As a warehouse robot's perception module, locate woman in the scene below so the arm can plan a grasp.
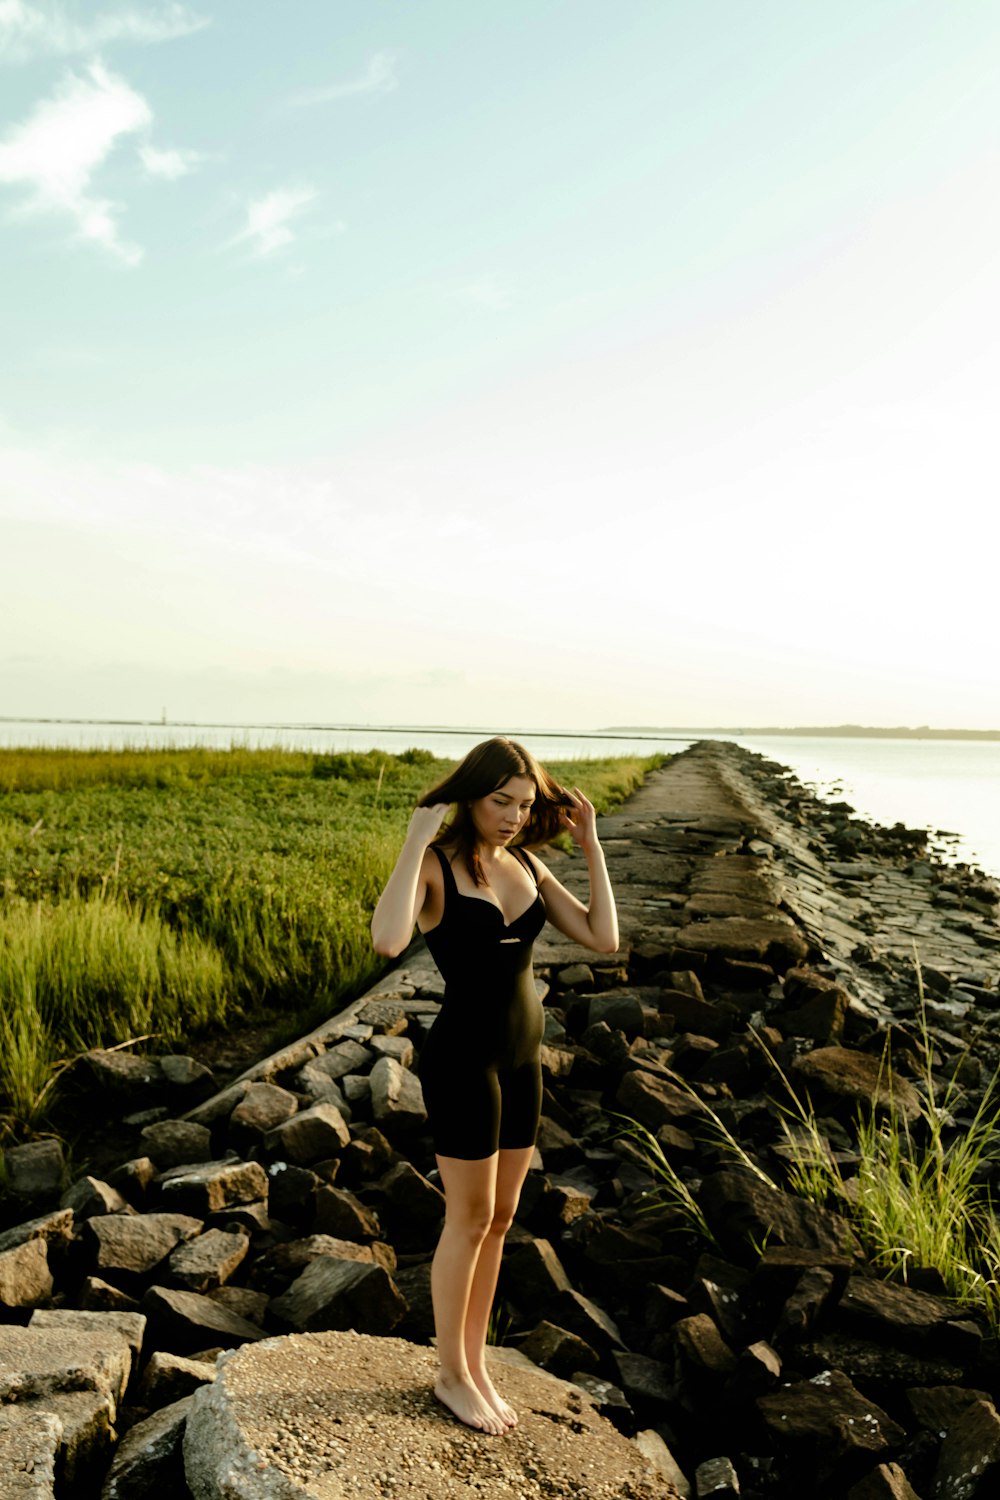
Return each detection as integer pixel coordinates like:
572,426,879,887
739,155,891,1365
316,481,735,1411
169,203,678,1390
371,737,618,1436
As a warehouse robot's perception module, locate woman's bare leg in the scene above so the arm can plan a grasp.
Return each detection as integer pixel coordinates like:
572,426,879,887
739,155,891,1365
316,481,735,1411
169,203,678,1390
431,1152,507,1435
463,1145,535,1428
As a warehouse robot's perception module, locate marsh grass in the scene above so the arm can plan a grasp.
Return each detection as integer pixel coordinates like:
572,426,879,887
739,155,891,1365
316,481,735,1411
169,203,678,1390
0,744,664,1137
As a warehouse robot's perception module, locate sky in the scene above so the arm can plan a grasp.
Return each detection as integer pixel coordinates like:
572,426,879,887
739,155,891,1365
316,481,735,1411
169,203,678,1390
1,0,998,731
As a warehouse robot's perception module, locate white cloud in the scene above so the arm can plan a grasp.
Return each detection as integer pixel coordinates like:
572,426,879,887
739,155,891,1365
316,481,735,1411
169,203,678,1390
289,51,397,107
0,60,150,262
137,141,202,179
0,1,207,64
227,185,320,258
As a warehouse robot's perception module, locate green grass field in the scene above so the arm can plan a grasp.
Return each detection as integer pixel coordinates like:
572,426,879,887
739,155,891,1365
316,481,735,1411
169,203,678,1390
0,744,665,1137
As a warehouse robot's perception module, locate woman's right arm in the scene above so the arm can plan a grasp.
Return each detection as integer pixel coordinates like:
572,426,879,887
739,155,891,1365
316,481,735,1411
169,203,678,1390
370,803,450,958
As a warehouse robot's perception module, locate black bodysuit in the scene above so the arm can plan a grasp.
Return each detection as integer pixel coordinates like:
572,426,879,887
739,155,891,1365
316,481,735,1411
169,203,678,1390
419,844,547,1160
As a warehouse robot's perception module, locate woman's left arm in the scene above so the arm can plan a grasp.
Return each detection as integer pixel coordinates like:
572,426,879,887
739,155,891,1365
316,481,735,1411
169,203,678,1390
529,787,619,954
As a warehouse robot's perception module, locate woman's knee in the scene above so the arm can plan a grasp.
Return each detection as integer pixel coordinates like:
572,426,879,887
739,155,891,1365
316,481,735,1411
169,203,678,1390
489,1199,517,1237
445,1200,494,1243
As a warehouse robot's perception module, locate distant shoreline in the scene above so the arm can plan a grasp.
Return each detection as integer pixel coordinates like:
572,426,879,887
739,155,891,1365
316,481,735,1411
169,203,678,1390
0,716,996,743
605,725,1000,742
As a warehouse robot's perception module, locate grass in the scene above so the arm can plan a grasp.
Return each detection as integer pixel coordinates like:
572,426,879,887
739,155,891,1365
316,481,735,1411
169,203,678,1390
0,743,666,1139
613,954,1000,1332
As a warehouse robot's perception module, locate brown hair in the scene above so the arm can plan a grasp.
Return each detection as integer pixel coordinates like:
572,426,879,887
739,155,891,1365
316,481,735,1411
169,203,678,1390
418,737,573,887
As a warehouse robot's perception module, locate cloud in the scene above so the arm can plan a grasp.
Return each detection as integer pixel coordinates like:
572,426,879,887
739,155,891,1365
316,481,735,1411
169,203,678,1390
227,185,320,258
0,0,207,64
289,50,397,107
137,141,203,179
0,60,150,262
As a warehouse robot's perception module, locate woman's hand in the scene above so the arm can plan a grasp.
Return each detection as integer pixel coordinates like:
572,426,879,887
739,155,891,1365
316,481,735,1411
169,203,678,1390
405,802,451,849
558,787,599,851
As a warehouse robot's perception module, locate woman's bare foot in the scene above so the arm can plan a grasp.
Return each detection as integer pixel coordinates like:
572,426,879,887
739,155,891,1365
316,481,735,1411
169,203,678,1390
469,1365,517,1428
434,1374,508,1435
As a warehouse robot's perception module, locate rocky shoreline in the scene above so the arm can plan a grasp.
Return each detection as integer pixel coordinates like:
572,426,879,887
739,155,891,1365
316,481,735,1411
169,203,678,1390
2,739,999,1499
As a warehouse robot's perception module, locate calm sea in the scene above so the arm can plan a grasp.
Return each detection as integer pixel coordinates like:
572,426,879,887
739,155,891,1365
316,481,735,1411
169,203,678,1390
1,720,997,881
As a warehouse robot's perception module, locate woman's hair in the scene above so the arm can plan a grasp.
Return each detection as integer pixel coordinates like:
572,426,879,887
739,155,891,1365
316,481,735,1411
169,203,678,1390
417,736,573,886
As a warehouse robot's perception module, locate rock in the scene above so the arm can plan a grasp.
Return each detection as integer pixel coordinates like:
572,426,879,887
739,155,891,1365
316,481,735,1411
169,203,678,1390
60,1175,133,1220
168,1229,250,1292
0,1408,62,1499
82,1212,203,1278
700,1169,863,1261
798,1333,965,1390
550,1288,625,1353
672,915,809,971
80,1277,142,1313
839,1274,977,1356
161,1054,216,1098
499,1231,573,1310
101,1395,192,1500
82,1049,167,1104
772,1267,837,1343
249,1235,392,1295
206,1286,271,1325
266,1162,320,1224
141,1286,266,1355
292,1063,351,1109
615,1068,706,1130
369,1056,427,1135
268,1257,407,1335
34,1388,115,1486
930,1397,1000,1499
183,1081,252,1128
158,1159,269,1217
138,1350,217,1407
757,1369,906,1482
634,1429,692,1498
106,1157,157,1208
535,1115,581,1169
182,1331,670,1500
372,1161,445,1249
793,1047,922,1124
695,1456,741,1497
28,1309,146,1365
368,1035,415,1068
611,1351,675,1416
229,1083,299,1139
907,1383,992,1434
0,1322,134,1407
3,1139,65,1197
587,990,646,1038
847,1462,924,1499
313,1186,381,1241
312,1040,375,1079
518,1321,600,1378
0,1208,74,1256
267,1102,351,1163
655,989,730,1040
139,1120,213,1169
0,1237,53,1309
673,1314,738,1381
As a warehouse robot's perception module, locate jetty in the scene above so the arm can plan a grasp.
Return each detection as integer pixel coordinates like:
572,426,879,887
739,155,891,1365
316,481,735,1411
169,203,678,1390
2,740,999,1498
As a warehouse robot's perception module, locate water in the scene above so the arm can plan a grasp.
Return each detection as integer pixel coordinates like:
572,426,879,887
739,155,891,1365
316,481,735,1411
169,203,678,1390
1,718,997,880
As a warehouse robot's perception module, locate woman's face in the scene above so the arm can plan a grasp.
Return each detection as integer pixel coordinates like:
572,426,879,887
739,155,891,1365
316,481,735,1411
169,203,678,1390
469,775,536,848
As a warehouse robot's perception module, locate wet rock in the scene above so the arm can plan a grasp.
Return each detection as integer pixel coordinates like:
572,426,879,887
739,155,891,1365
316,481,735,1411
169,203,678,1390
3,1139,65,1198
757,1369,905,1482
167,1228,249,1293
369,1056,427,1135
141,1286,266,1354
100,1395,191,1500
0,1237,53,1310
793,1047,922,1124
82,1212,203,1279
930,1397,1000,1499
268,1257,407,1335
158,1159,269,1217
139,1120,214,1170
267,1101,351,1163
